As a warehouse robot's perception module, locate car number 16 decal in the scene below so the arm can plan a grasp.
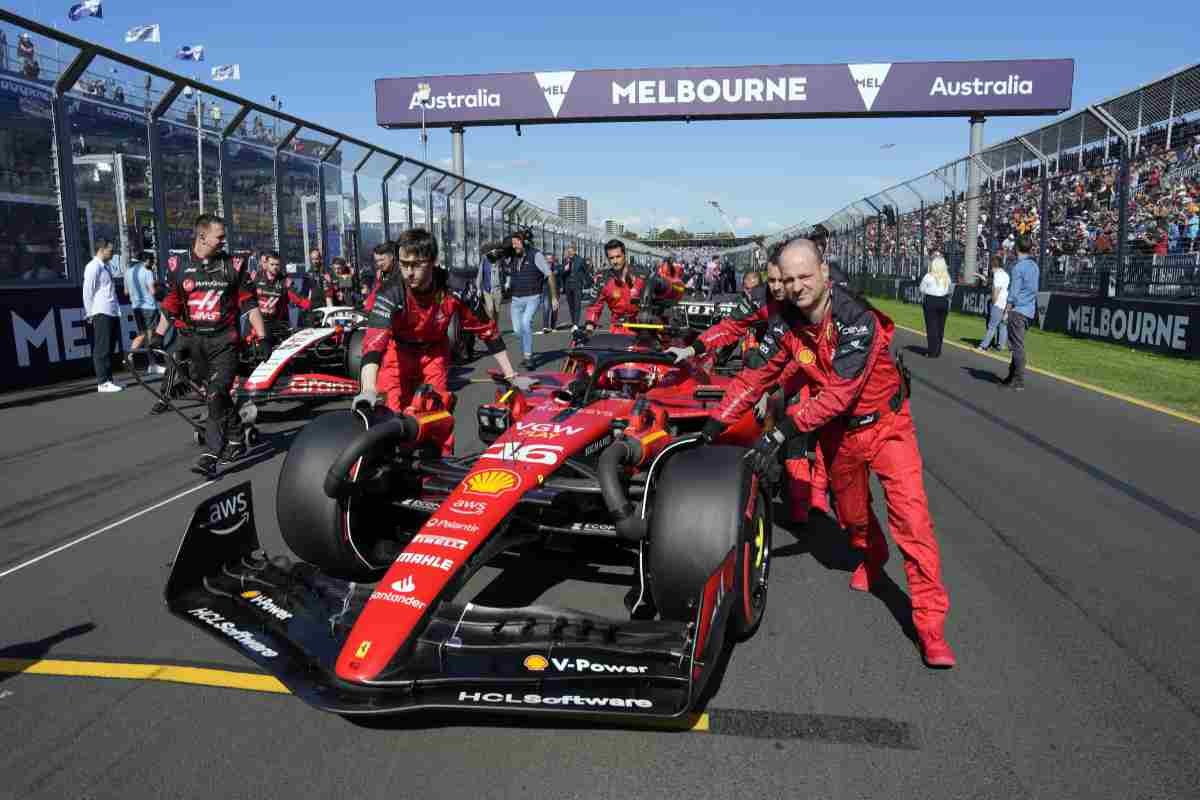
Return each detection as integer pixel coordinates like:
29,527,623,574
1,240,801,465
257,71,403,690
480,442,563,465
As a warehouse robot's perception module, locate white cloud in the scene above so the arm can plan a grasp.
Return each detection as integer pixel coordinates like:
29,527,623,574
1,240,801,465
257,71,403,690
767,221,784,230
734,216,754,229
664,216,688,229
620,216,642,227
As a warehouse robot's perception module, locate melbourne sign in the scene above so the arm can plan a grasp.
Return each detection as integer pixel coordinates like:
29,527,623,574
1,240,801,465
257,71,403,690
1041,295,1199,356
376,60,1074,129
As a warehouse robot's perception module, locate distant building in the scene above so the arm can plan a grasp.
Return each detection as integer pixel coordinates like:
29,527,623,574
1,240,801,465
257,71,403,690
604,220,625,236
557,196,588,227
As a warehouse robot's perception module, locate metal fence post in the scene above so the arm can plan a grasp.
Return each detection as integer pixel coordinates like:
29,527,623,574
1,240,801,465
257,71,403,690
920,201,926,270
988,185,998,260
380,180,390,239
147,104,170,269
1116,140,1131,292
317,163,329,262
50,48,97,280
352,172,362,276
219,138,236,246
407,184,414,228
1039,171,1049,286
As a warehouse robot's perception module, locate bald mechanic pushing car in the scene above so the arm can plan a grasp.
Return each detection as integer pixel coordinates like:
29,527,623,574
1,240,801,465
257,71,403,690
666,255,832,526
701,238,955,668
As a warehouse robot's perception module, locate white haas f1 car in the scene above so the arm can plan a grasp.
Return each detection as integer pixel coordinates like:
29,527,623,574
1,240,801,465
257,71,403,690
236,306,368,409
166,341,772,721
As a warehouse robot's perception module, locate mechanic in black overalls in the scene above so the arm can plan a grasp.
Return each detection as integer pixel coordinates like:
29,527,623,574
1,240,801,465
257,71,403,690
151,214,268,476
502,228,557,370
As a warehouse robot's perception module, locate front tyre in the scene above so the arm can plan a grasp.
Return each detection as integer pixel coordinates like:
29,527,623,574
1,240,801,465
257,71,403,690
647,445,769,641
276,410,392,582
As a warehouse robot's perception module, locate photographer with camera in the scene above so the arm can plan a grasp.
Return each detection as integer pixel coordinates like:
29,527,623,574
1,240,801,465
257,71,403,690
498,228,557,370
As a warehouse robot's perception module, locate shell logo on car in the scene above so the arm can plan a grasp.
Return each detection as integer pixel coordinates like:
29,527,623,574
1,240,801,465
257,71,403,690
465,469,521,497
523,655,549,671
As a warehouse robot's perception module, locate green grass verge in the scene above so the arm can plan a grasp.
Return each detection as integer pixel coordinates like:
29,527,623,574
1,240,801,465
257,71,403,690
868,296,1200,419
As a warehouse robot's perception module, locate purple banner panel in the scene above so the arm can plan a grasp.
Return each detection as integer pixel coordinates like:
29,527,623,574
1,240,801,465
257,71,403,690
376,60,1074,129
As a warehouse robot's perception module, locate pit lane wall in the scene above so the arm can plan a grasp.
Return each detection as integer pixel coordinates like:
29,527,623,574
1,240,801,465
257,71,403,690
861,278,1200,358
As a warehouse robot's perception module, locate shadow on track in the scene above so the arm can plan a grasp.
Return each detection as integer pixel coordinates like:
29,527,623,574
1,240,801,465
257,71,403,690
770,506,919,646
215,425,305,479
0,623,96,683
962,366,1004,384
770,507,858,572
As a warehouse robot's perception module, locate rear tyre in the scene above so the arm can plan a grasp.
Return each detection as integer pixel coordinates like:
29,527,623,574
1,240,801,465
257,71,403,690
276,410,395,582
447,313,464,363
344,328,366,381
648,445,768,640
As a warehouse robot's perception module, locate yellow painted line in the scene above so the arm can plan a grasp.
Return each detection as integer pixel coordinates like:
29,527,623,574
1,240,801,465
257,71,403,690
894,322,1200,427
0,658,290,694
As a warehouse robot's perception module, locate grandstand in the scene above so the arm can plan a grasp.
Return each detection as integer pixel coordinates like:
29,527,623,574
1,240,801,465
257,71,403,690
785,63,1200,301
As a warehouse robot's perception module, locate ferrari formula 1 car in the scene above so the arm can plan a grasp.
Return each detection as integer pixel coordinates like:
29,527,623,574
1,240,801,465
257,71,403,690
166,341,772,722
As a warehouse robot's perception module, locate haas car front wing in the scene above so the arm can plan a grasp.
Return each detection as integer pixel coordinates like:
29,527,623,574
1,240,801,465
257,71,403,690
166,483,730,719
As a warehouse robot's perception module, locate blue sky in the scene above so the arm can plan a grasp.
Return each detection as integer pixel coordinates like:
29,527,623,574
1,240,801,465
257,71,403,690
16,0,1198,235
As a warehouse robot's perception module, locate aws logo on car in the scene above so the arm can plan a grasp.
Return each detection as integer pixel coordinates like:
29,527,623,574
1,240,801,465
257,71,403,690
204,490,249,535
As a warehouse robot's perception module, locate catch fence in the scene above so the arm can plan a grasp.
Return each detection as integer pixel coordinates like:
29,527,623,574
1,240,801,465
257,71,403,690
735,61,1200,302
0,9,664,293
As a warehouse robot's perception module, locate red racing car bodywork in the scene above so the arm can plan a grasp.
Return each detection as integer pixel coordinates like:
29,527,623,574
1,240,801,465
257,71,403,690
165,340,770,721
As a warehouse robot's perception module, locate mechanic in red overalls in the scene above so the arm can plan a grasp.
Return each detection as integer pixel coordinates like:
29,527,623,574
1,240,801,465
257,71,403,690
667,257,832,525
356,228,517,455
582,239,685,334
151,213,268,476
247,250,311,343
702,238,955,668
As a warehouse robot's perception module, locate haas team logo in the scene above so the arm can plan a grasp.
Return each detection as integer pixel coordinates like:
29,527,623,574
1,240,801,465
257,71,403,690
183,278,196,292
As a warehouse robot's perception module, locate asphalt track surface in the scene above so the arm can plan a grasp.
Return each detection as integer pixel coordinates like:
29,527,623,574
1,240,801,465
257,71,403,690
2,320,1199,800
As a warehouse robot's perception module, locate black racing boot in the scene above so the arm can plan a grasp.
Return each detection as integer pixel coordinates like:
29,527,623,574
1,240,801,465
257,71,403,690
219,442,246,466
192,452,219,477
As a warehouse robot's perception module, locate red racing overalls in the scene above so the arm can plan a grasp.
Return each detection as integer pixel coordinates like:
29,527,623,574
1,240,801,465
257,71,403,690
694,291,830,523
584,267,685,333
712,286,951,654
361,274,504,455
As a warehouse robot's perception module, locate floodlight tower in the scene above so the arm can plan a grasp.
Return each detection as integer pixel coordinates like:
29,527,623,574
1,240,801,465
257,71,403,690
707,200,739,238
